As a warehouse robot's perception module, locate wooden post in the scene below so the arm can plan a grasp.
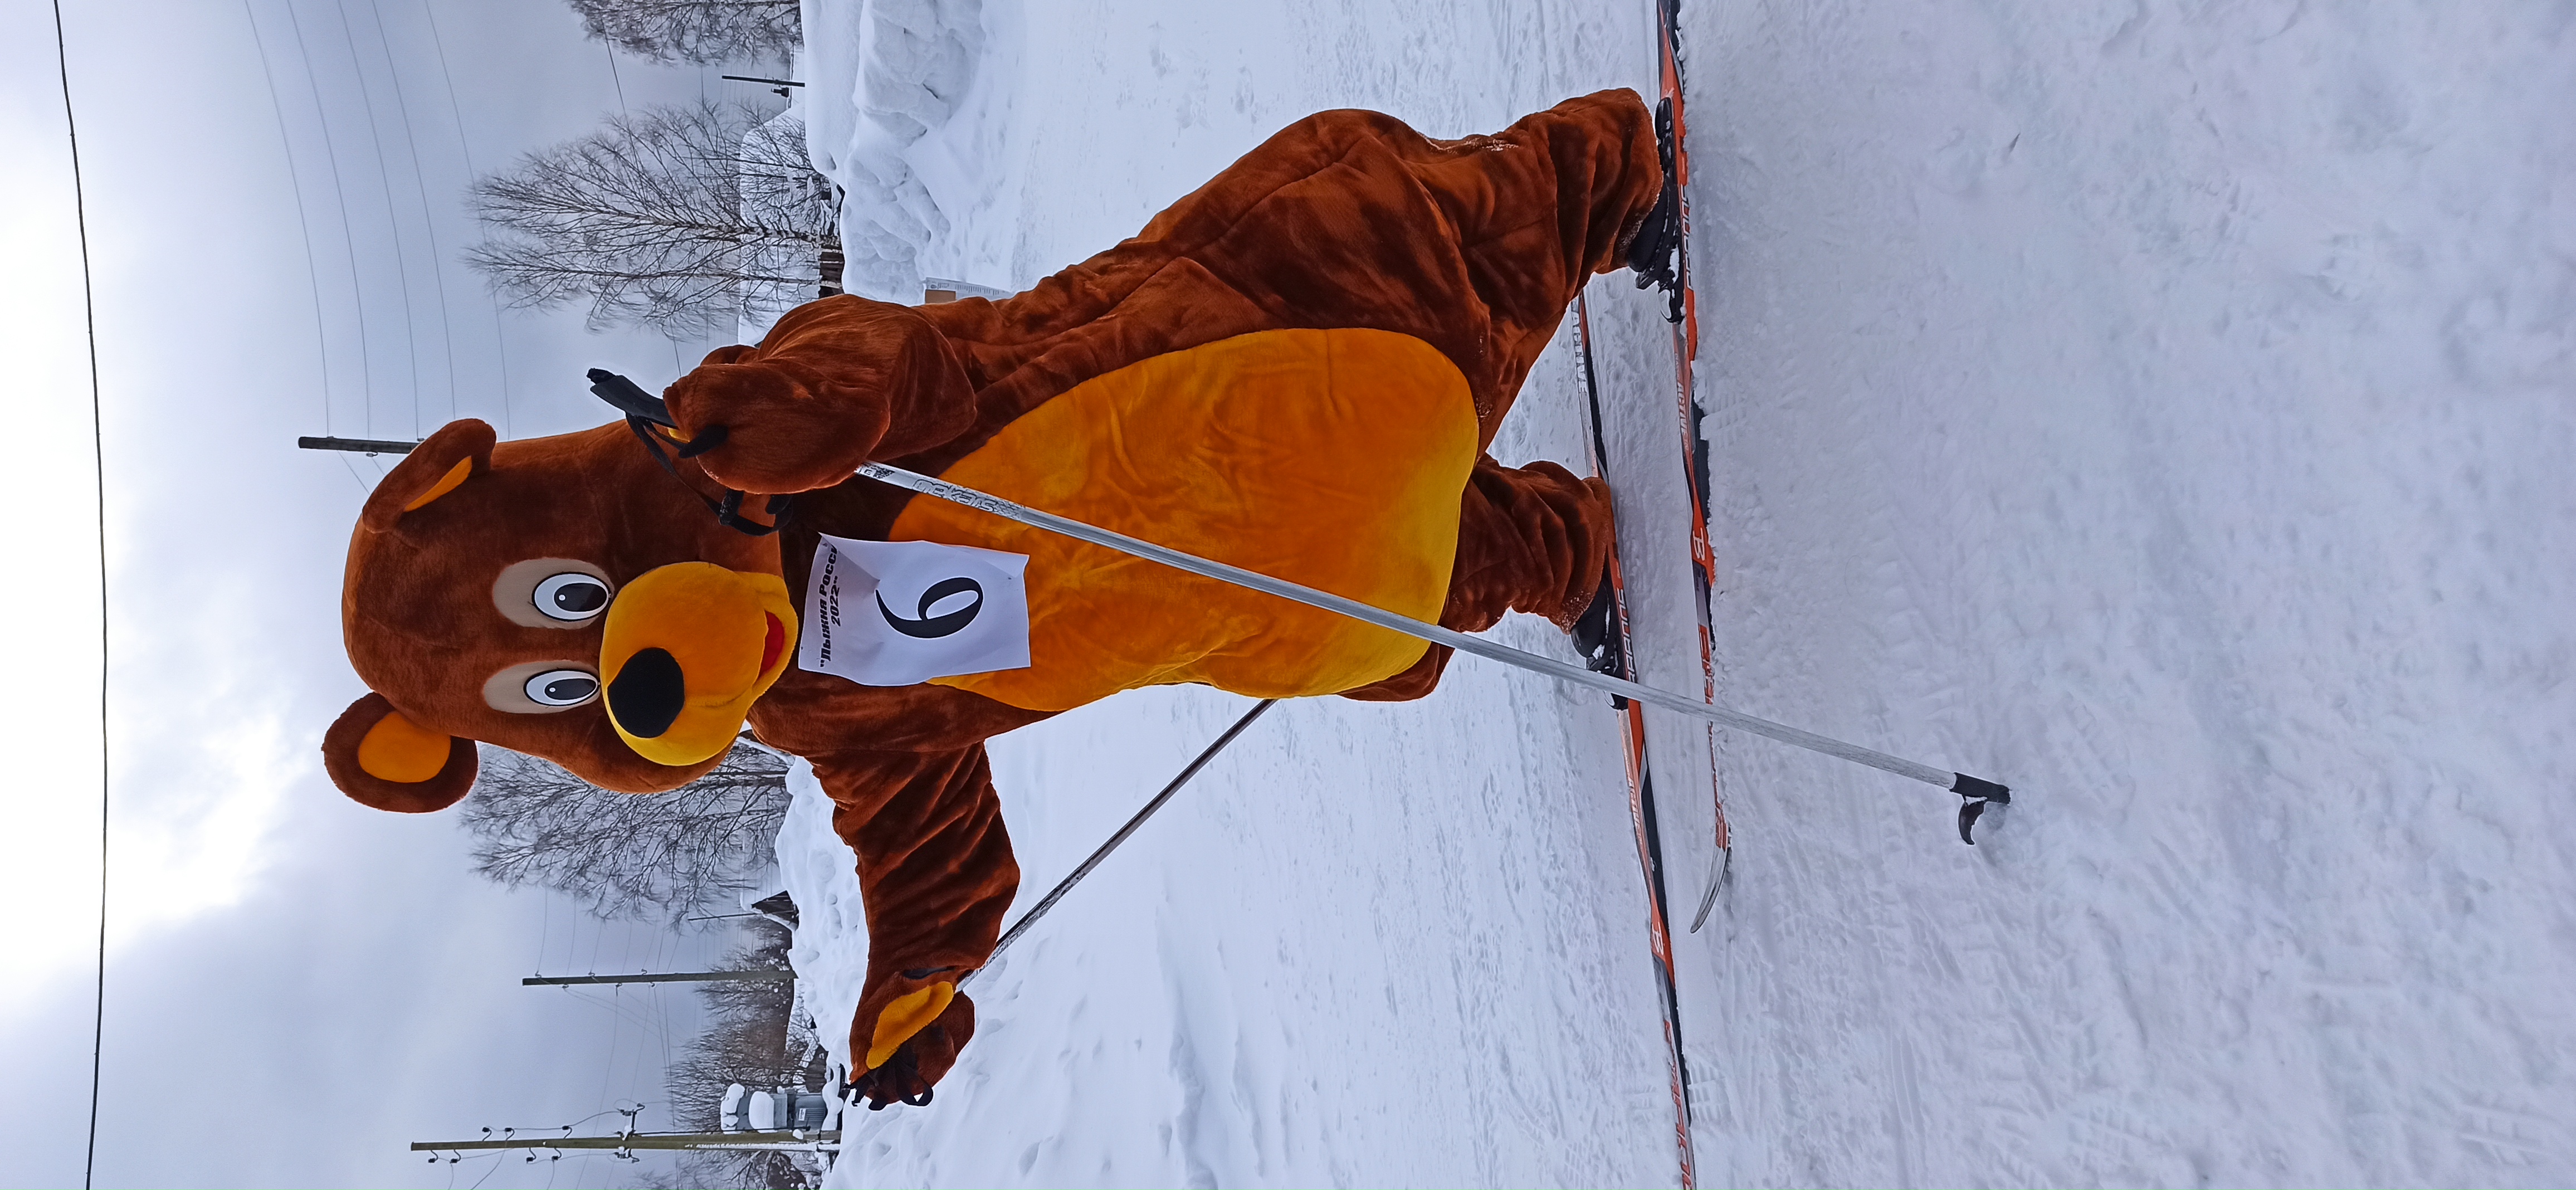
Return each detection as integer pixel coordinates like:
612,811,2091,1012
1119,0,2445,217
298,436,418,455
412,1130,836,1154
523,970,793,987
819,243,845,298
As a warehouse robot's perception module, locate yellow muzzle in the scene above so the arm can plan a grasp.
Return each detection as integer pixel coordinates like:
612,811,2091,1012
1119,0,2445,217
598,562,798,765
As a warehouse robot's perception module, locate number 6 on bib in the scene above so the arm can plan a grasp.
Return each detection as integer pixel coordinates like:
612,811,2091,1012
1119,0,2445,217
797,534,1033,686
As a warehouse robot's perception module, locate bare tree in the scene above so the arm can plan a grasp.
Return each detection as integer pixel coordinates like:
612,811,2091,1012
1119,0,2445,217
648,1148,809,1190
565,0,801,66
465,101,841,339
467,752,817,1187
659,919,817,1189
662,920,804,1118
461,741,793,925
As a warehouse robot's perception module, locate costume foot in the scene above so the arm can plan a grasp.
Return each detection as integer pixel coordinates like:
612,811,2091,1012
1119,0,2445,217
1625,96,1682,308
1569,576,1626,681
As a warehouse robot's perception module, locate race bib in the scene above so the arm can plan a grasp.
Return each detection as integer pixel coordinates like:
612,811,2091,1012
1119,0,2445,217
797,534,1031,686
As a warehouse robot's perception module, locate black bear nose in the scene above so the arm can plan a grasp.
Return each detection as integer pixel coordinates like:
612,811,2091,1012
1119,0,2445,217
607,647,686,739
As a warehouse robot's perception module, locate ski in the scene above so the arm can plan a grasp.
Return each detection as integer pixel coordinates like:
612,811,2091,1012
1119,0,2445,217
1645,0,1738,932
1572,291,1696,1190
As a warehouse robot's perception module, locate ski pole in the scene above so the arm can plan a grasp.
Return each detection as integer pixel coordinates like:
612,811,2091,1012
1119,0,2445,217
578,371,2010,841
857,461,2012,841
963,698,1277,991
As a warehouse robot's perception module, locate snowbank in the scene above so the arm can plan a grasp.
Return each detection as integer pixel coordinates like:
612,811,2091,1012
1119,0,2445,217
798,0,988,303
775,759,869,1081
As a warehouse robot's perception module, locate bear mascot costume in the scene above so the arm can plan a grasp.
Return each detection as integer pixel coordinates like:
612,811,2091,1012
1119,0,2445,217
323,89,1675,1108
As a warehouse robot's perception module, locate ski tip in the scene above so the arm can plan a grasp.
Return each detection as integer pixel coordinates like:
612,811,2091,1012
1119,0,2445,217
1686,848,1731,933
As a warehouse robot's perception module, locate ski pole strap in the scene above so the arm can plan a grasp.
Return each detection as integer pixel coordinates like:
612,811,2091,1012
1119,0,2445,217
857,462,2007,802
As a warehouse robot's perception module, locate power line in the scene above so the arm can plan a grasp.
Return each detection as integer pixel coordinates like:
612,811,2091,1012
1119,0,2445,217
604,42,629,114
277,0,378,438
326,0,425,438
357,0,461,424
589,920,621,1113
260,1,459,450
416,0,514,435
48,4,109,1186
240,0,335,436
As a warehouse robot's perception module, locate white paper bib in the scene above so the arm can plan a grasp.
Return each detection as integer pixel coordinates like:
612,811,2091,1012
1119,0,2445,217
796,534,1031,686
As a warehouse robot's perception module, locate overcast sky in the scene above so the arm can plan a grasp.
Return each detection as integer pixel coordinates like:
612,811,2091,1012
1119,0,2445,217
1,2,800,1185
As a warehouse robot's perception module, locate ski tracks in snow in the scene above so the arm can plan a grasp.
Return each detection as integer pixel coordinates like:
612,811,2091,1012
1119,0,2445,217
783,0,2573,1184
1677,0,2575,1184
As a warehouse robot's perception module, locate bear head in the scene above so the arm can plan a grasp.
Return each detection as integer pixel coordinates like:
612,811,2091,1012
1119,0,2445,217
321,417,799,811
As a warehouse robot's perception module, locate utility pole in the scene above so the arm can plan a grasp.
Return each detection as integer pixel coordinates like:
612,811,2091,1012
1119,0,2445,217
299,436,417,455
721,74,803,99
524,969,794,987
413,1129,837,1155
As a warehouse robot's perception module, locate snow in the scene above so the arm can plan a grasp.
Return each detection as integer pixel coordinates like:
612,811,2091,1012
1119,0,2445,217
799,0,989,302
780,0,2575,1185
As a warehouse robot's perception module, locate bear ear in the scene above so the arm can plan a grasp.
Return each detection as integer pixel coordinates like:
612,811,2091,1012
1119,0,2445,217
359,420,496,532
322,692,477,813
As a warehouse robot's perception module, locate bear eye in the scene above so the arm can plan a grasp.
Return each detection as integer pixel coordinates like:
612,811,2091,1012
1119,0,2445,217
533,573,612,622
523,669,600,707
493,560,613,631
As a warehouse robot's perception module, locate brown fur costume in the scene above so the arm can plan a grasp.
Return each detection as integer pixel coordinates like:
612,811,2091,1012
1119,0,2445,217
323,90,1664,1105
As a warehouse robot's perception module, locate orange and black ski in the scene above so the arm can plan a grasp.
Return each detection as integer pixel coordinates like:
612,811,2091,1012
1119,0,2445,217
1641,0,1738,931
1571,291,1697,1189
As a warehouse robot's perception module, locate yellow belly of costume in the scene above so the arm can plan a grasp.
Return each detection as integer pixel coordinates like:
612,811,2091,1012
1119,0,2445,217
890,327,1478,713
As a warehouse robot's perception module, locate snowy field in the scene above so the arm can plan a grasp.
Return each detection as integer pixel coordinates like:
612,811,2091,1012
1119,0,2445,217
782,0,2574,1186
